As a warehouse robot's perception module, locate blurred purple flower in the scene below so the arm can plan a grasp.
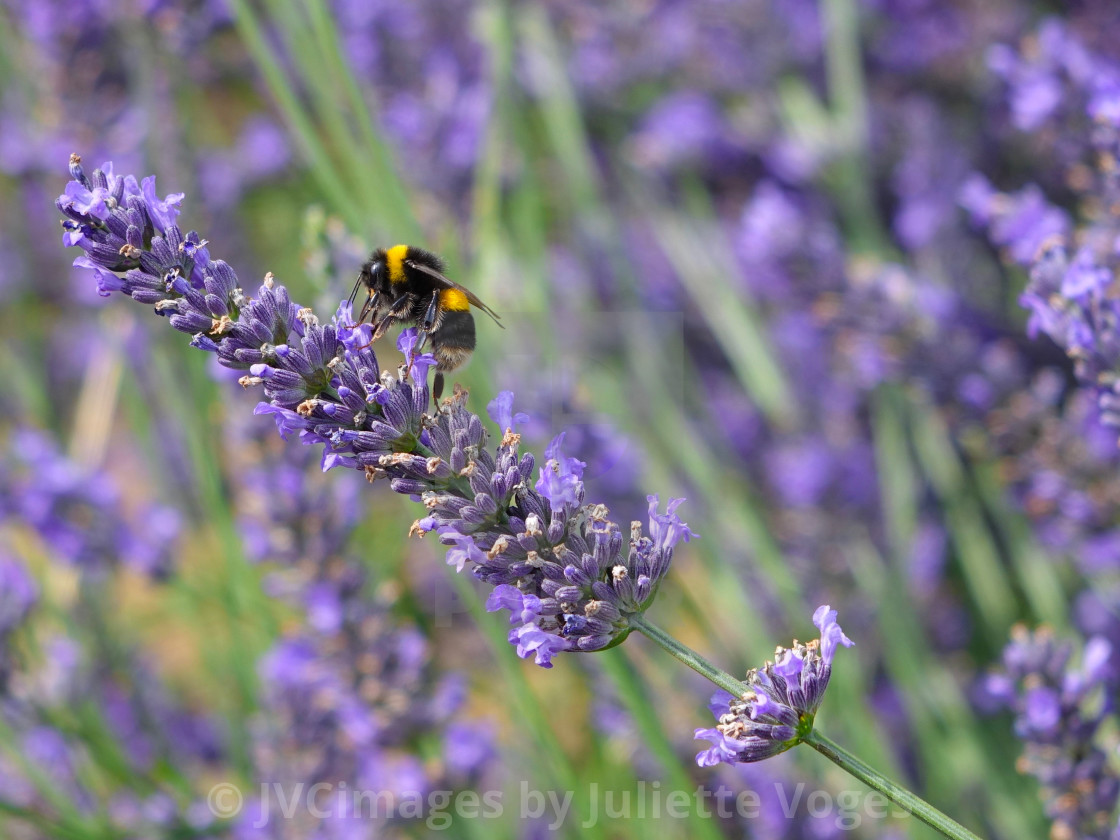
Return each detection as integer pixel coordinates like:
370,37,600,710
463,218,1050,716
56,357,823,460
961,176,1070,267
1,427,180,578
0,555,37,636
988,625,1120,839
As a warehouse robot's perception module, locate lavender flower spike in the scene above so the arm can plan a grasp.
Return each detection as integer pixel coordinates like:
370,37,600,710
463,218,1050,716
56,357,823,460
986,626,1119,840
695,606,853,765
59,156,694,667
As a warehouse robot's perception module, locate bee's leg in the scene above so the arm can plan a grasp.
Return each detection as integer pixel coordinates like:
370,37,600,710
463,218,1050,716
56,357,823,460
363,295,404,338
386,293,412,313
371,315,397,341
354,319,391,351
419,293,441,332
433,372,445,406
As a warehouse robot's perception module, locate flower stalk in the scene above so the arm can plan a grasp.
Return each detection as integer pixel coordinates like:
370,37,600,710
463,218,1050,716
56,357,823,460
804,730,984,840
629,614,748,697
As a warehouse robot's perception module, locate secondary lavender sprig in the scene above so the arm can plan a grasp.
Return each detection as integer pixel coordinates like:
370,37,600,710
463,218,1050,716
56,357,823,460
633,607,980,840
57,155,694,667
694,605,853,766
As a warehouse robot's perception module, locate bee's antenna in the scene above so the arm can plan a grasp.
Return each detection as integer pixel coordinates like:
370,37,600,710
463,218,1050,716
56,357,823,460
347,274,363,308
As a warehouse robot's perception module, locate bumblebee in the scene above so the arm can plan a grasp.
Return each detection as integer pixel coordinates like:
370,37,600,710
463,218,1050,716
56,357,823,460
348,244,503,402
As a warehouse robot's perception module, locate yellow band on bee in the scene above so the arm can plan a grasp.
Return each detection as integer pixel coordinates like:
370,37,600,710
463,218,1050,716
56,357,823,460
439,288,470,311
386,244,409,284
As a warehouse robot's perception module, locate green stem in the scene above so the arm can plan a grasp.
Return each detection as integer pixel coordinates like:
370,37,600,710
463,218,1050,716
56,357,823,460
629,615,748,697
804,730,985,840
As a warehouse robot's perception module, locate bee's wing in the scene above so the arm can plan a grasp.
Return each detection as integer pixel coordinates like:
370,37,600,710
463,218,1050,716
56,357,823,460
406,260,505,327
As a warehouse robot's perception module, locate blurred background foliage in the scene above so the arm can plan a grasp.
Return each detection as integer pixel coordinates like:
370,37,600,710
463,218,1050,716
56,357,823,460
1,0,1119,837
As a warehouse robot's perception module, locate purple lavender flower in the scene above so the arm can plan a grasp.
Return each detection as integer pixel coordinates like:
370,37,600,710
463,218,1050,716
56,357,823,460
985,625,1120,839
0,414,491,840
533,432,587,513
959,175,1070,268
987,19,1120,135
226,398,363,569
0,618,227,837
251,558,494,835
224,377,495,817
332,0,489,204
1,427,180,578
469,484,695,666
397,326,438,385
539,0,819,187
863,0,976,73
889,96,974,253
496,368,645,506
625,91,733,170
59,158,694,666
965,97,1120,441
695,606,853,765
199,117,293,210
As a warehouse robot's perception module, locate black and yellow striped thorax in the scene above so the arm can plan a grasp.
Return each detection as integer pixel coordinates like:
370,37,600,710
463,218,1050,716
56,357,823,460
385,244,470,311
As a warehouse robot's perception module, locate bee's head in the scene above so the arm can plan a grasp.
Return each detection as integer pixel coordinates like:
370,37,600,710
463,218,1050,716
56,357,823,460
349,250,388,323
360,248,390,292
